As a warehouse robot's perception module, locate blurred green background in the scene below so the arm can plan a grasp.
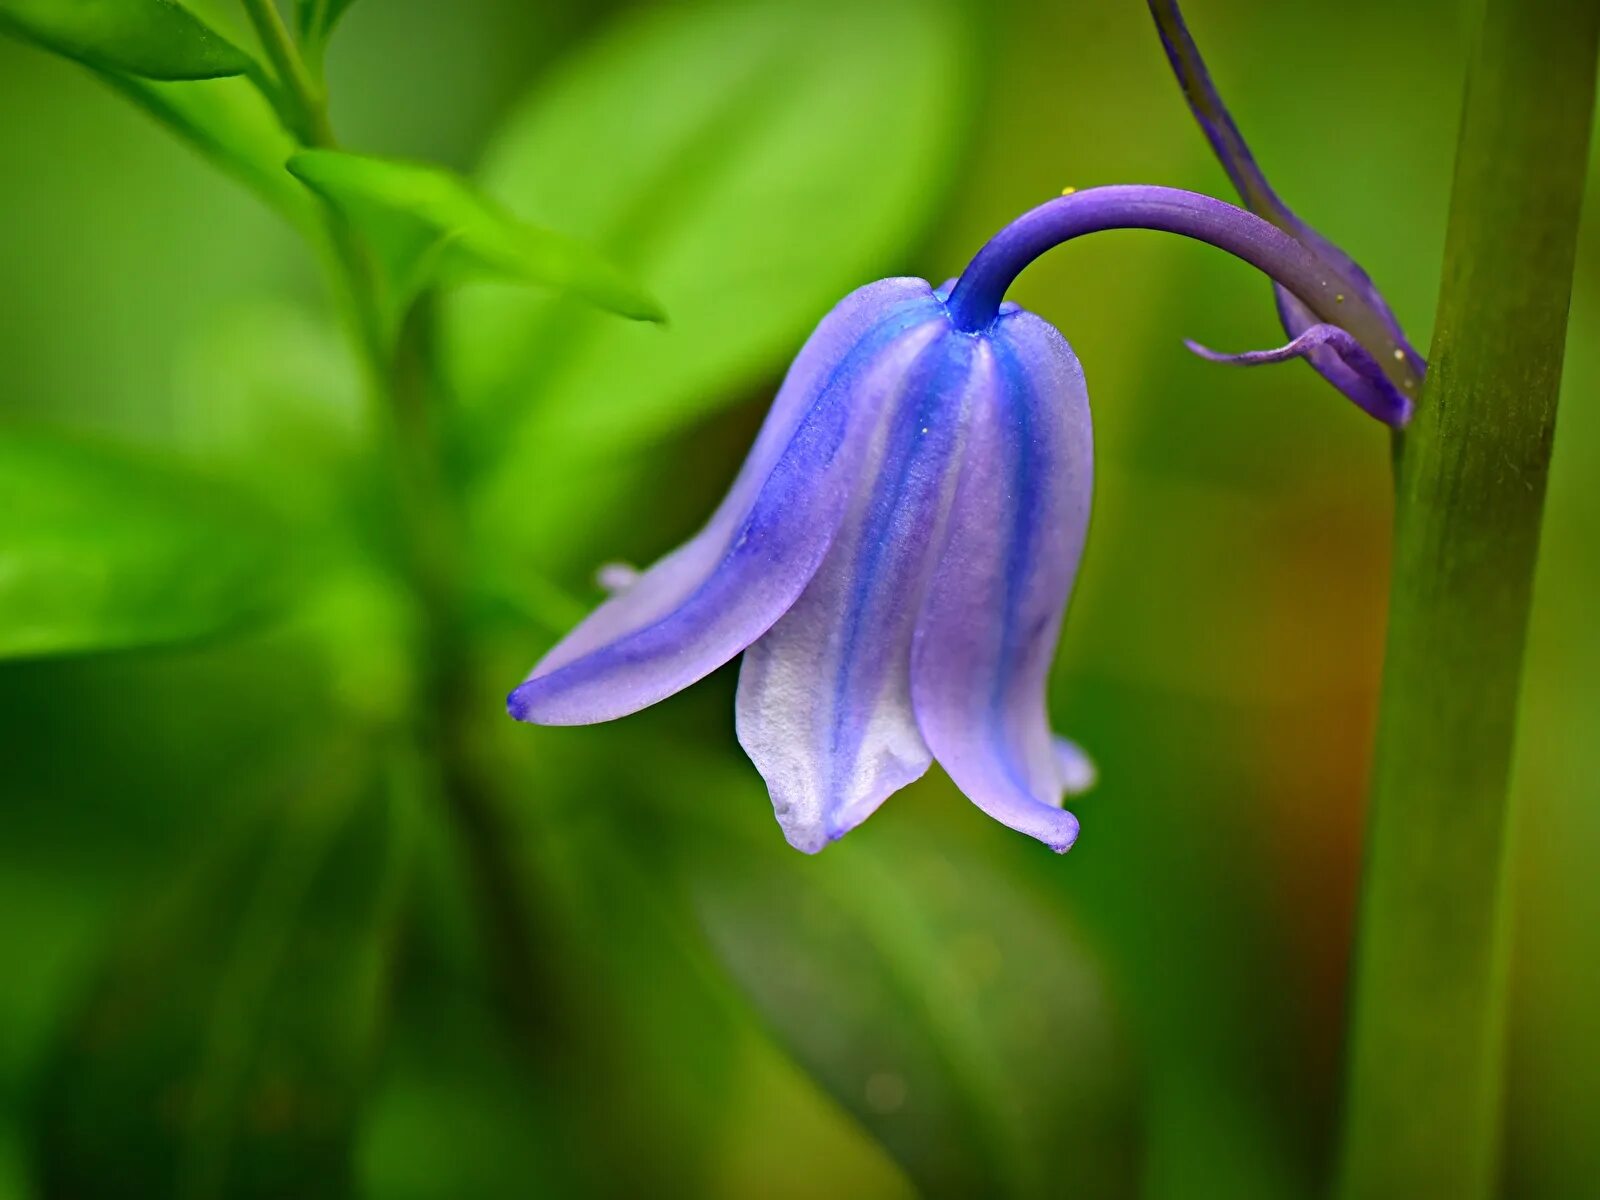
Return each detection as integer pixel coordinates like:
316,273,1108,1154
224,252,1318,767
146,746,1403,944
1,0,1596,1196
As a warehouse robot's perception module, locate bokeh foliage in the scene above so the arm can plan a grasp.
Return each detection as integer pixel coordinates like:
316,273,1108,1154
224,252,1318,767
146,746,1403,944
1,1,1597,1198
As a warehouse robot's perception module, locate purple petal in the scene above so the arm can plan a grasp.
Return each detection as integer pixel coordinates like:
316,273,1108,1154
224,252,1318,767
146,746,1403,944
510,279,947,725
737,331,979,853
911,310,1092,853
1184,318,1413,427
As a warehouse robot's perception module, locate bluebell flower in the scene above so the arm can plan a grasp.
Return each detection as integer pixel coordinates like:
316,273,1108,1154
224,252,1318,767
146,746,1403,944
510,182,1409,853
1148,0,1425,420
511,275,1094,853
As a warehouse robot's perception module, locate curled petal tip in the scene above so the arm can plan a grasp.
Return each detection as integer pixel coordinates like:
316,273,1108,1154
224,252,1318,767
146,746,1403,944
771,799,869,856
1183,324,1414,428
1048,813,1082,854
780,810,877,855
506,678,595,726
505,681,537,723
780,825,829,855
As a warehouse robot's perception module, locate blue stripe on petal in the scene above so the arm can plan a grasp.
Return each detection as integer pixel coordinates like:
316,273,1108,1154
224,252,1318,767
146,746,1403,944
510,280,947,725
737,330,980,852
910,310,1093,853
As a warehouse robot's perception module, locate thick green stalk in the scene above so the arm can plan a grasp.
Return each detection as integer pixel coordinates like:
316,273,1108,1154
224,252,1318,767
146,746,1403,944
1335,0,1598,1196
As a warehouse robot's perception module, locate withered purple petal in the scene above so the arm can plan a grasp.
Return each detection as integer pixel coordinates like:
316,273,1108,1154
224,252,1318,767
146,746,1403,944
1185,321,1413,426
1147,0,1425,409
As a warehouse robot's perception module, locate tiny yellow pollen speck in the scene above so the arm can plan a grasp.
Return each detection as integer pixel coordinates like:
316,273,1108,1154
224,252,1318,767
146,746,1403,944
1335,293,1346,303
1060,185,1077,196
1393,348,1406,361
1404,379,1416,389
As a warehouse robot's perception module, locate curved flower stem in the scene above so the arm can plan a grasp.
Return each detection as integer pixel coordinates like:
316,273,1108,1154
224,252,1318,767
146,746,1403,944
943,185,1421,396
1335,0,1599,1195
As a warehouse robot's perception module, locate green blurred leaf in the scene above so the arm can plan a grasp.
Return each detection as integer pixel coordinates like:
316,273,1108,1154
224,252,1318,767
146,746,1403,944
449,0,971,578
287,148,664,333
657,752,1140,1200
352,812,589,1200
33,751,413,1200
515,709,1141,1200
0,0,253,80
101,72,312,225
0,426,291,660
356,1005,578,1200
171,297,366,499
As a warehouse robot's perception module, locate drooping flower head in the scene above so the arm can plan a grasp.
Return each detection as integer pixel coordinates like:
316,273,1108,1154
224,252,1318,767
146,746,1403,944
511,275,1094,853
509,177,1415,854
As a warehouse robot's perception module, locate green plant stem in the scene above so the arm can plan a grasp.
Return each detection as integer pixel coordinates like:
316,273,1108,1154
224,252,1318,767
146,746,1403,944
238,1,384,374
1335,0,1599,1196
232,0,554,1047
239,0,332,145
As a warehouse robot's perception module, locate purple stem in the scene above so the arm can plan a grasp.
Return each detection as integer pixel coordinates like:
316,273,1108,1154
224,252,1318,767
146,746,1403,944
944,186,1411,389
1146,0,1291,227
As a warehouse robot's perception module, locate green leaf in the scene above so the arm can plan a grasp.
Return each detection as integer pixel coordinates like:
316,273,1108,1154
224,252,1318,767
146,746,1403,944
0,426,289,659
356,997,583,1200
287,148,664,334
550,720,1142,1200
449,0,970,578
0,0,253,80
100,72,313,226
33,751,413,1200
171,297,367,500
682,803,1141,1199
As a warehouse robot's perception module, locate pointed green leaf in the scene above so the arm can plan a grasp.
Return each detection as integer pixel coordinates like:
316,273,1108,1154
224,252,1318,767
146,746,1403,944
0,426,289,659
33,755,413,1200
287,149,664,331
0,0,253,80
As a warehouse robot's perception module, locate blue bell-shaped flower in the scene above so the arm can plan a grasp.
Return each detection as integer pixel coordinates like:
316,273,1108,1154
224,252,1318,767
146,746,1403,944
511,276,1094,853
511,177,1413,854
